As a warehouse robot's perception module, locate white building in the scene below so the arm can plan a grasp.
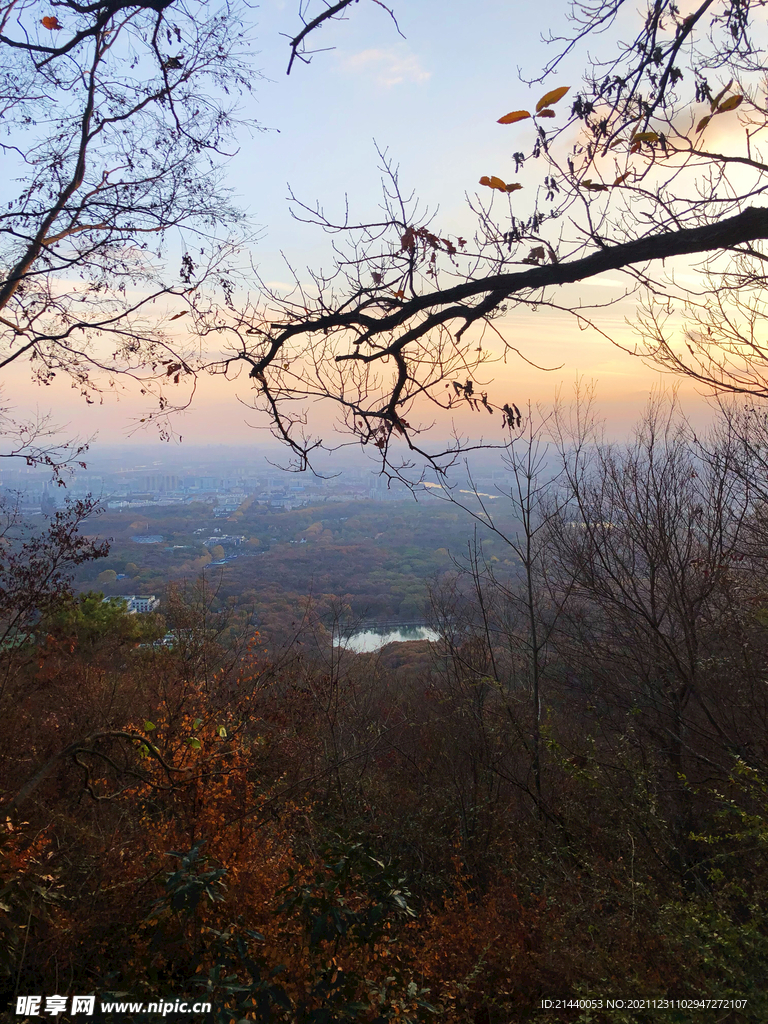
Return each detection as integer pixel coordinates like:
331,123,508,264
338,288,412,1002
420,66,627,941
104,595,160,614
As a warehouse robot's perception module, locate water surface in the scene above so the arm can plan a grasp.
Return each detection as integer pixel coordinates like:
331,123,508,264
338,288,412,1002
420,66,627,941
338,625,440,654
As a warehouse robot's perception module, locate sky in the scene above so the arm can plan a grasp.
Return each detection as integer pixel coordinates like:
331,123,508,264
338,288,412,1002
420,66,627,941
3,0,720,459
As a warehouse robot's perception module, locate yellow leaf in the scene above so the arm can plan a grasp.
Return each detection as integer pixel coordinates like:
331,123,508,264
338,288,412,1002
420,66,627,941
479,176,492,187
695,115,711,132
488,175,508,191
537,109,556,118
497,110,531,125
631,131,660,143
41,15,61,28
536,86,570,113
505,183,523,192
717,94,743,112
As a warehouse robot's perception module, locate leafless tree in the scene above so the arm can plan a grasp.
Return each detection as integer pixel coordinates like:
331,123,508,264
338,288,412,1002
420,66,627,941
544,391,768,880
200,0,768,476
0,0,380,469
0,0,261,434
427,406,569,826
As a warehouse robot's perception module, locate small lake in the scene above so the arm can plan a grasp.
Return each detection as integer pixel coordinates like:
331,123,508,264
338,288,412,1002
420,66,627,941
337,625,440,654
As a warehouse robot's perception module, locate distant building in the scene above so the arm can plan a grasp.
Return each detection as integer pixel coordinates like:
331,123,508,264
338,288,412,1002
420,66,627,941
131,534,164,544
104,595,160,614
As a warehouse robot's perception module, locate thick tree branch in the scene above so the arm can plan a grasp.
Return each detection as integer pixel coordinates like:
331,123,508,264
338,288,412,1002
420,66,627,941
249,206,768,366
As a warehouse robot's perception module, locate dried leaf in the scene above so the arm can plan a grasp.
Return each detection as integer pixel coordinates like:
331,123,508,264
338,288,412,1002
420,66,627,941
717,94,743,112
631,131,660,143
497,110,531,125
505,182,523,192
536,86,570,112
710,80,733,111
169,310,188,321
41,15,61,28
695,115,711,132
613,172,631,186
479,176,492,187
400,226,416,251
537,108,556,118
488,175,508,191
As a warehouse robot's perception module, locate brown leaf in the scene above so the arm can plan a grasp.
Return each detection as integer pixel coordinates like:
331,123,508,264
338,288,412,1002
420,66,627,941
695,115,711,133
400,226,416,252
537,109,556,118
169,310,188,321
480,175,509,191
536,86,569,112
717,94,743,113
631,131,660,143
497,110,531,125
613,172,631,186
41,15,61,29
505,183,523,192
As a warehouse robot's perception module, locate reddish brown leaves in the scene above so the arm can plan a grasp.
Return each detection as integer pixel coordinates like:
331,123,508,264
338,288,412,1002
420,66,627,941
497,110,531,125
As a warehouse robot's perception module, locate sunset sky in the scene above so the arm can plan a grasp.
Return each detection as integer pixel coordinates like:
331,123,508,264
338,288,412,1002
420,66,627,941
4,0,720,456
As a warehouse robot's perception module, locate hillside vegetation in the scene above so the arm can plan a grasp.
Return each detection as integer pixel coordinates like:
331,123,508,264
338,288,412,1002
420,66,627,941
2,403,768,1023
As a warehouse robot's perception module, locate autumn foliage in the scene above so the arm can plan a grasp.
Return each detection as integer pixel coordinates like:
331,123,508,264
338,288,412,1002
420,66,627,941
3,413,768,1024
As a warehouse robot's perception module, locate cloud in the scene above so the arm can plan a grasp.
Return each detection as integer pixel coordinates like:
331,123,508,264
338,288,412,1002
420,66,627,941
341,48,431,88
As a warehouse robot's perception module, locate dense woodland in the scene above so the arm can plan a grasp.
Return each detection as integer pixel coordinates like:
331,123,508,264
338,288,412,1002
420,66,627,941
3,399,768,1023
77,499,518,637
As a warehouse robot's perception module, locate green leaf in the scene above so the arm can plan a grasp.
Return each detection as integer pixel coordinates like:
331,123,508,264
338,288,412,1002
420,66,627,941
144,720,156,731
631,130,660,143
